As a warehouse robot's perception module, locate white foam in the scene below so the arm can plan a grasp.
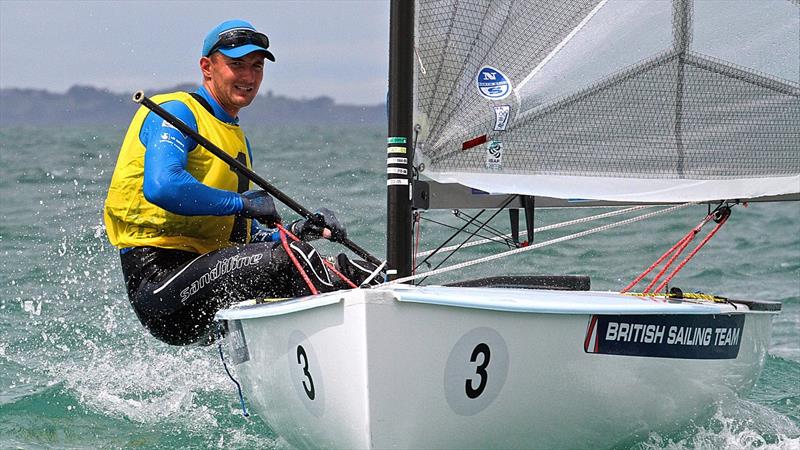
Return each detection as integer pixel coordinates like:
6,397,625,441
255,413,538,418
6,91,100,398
54,339,278,446
638,401,800,450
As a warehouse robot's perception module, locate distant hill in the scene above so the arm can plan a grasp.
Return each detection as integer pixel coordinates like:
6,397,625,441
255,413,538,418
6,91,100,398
0,84,386,127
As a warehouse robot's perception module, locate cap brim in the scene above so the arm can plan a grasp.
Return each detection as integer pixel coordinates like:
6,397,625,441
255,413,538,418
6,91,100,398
219,44,275,61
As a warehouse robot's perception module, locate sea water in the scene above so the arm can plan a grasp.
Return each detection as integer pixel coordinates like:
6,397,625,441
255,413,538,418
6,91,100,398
0,125,797,449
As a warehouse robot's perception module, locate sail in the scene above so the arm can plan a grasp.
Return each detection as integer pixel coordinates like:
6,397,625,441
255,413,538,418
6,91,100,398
413,0,800,202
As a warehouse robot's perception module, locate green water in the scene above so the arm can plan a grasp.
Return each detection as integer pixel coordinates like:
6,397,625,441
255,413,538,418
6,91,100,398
0,125,798,449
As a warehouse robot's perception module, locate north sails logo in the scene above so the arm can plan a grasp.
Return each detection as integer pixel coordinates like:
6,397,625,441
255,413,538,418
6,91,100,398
476,66,512,100
180,253,263,302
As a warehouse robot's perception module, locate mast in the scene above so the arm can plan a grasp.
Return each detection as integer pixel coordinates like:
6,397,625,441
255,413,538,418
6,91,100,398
386,0,415,280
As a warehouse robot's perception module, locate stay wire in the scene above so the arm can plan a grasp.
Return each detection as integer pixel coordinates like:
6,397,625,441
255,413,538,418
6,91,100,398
453,209,517,248
414,209,489,272
414,194,518,272
454,209,511,241
416,195,518,285
419,216,513,246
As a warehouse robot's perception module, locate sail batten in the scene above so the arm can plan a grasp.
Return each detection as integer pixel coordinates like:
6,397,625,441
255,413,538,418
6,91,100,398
414,0,800,203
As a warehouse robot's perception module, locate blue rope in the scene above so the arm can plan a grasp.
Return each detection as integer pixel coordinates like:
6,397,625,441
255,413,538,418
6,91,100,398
216,324,249,417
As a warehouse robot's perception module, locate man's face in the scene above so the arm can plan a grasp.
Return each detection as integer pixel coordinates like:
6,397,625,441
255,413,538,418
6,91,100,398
201,52,265,116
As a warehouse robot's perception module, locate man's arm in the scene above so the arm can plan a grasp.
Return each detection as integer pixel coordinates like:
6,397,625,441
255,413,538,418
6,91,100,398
141,101,244,216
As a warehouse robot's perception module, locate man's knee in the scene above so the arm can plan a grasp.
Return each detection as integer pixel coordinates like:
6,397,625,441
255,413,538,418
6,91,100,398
129,295,217,346
279,240,335,294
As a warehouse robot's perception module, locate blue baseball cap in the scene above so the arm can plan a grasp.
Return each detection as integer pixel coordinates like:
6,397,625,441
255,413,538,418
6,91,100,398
202,19,275,61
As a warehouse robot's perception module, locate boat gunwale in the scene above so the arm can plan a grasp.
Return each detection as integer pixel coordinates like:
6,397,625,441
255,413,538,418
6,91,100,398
215,285,780,321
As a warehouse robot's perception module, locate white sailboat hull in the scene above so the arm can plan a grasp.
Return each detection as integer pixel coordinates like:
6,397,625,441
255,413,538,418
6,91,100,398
216,286,776,449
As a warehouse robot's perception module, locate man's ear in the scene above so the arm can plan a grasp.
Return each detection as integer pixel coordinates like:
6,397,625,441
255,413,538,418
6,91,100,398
199,56,213,79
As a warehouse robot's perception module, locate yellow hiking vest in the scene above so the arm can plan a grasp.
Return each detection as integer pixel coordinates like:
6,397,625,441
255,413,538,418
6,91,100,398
104,92,251,254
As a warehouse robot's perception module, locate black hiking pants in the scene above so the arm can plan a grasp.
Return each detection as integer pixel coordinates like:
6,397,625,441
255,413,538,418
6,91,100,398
120,240,334,345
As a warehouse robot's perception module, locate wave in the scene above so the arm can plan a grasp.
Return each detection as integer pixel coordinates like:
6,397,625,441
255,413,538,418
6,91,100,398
608,354,800,449
1,340,284,449
627,401,799,450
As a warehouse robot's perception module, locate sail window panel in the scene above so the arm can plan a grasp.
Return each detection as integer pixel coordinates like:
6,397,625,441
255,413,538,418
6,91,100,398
691,0,800,84
514,0,674,114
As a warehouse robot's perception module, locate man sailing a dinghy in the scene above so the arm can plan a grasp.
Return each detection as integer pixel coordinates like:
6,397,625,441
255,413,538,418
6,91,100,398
104,20,378,346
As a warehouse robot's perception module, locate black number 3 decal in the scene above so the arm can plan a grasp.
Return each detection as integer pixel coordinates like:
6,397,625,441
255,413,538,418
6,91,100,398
465,342,490,399
296,345,316,400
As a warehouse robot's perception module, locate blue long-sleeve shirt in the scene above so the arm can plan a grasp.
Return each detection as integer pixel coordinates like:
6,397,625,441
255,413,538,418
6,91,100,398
133,86,278,247
140,86,245,215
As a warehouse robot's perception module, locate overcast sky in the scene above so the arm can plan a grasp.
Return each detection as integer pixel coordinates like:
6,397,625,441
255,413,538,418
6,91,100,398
0,0,390,105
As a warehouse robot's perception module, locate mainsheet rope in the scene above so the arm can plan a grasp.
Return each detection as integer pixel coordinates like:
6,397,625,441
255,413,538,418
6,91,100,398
621,206,730,294
652,208,730,293
621,212,716,293
389,203,695,285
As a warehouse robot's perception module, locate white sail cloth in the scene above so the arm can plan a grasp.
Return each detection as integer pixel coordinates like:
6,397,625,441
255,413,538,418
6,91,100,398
414,0,800,202
429,172,800,203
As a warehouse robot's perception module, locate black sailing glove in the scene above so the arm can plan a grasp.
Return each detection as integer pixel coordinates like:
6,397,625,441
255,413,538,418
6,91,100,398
239,190,281,227
289,208,347,242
